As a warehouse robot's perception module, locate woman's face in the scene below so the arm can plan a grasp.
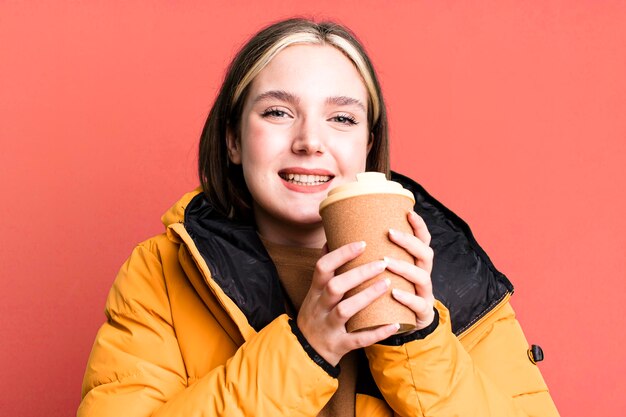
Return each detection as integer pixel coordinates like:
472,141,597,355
227,44,371,246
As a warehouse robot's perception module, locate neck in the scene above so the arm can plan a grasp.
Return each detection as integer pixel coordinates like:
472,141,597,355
254,211,326,249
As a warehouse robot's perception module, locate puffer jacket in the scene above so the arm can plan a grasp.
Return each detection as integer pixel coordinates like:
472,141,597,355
78,173,560,417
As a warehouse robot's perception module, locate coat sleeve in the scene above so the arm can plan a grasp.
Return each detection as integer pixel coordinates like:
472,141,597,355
364,300,560,417
78,244,337,417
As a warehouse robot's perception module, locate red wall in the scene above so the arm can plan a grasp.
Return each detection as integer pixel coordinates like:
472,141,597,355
1,1,624,416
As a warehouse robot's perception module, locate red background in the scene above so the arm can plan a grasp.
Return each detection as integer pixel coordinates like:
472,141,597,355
1,1,625,416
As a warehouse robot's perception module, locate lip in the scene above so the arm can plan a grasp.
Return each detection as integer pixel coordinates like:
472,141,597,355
278,167,334,176
278,167,335,194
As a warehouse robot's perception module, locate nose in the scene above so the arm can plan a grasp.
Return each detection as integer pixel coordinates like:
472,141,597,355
291,117,324,155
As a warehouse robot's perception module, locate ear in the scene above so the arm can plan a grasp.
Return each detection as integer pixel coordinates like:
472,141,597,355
226,126,242,165
367,132,374,154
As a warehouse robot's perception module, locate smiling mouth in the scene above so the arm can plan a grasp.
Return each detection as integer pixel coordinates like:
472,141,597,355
278,173,333,186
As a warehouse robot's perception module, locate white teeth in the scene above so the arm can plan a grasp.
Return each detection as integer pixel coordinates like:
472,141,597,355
281,173,331,186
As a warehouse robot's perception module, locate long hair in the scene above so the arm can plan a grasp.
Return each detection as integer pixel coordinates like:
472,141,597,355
198,18,389,221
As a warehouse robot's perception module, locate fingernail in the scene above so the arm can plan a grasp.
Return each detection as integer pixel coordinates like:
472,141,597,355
355,241,366,251
383,256,392,265
388,228,397,236
375,278,390,291
393,323,401,331
410,211,418,219
392,288,406,299
376,259,388,271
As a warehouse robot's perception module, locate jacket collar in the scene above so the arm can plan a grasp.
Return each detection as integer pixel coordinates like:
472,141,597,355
166,172,513,336
391,172,514,335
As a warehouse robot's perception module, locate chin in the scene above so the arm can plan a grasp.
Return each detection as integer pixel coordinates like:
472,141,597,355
291,213,323,226
282,209,323,227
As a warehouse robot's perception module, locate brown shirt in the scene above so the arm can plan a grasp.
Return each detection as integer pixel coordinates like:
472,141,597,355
261,238,357,417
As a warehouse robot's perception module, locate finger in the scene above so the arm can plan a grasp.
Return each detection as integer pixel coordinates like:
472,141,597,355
332,277,390,324
321,259,388,306
408,211,431,246
388,228,434,273
384,256,433,297
312,241,366,290
391,289,436,327
345,323,401,350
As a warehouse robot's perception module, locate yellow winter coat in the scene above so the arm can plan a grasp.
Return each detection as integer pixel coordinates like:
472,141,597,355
79,174,559,417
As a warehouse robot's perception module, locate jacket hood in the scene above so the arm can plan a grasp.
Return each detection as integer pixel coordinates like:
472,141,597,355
166,173,513,336
161,187,203,240
391,172,514,334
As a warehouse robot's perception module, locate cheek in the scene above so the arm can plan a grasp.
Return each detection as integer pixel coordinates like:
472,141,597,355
335,135,370,171
240,120,272,164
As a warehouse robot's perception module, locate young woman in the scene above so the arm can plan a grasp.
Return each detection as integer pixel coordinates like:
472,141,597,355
79,19,559,417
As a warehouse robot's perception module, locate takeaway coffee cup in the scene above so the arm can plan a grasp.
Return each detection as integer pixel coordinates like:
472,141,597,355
319,172,417,333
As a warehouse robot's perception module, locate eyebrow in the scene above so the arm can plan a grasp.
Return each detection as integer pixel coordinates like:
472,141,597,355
326,96,367,113
252,90,366,113
253,90,300,105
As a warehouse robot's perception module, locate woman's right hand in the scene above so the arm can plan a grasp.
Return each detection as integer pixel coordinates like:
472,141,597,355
296,241,399,367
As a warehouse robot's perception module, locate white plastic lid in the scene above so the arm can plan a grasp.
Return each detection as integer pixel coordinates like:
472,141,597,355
319,172,415,212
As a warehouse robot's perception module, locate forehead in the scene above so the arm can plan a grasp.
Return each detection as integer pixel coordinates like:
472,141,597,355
248,44,368,100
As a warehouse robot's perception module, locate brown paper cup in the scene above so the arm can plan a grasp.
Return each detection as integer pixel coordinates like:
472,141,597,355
319,172,417,333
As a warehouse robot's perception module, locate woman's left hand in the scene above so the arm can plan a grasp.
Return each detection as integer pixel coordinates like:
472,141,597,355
386,211,436,331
